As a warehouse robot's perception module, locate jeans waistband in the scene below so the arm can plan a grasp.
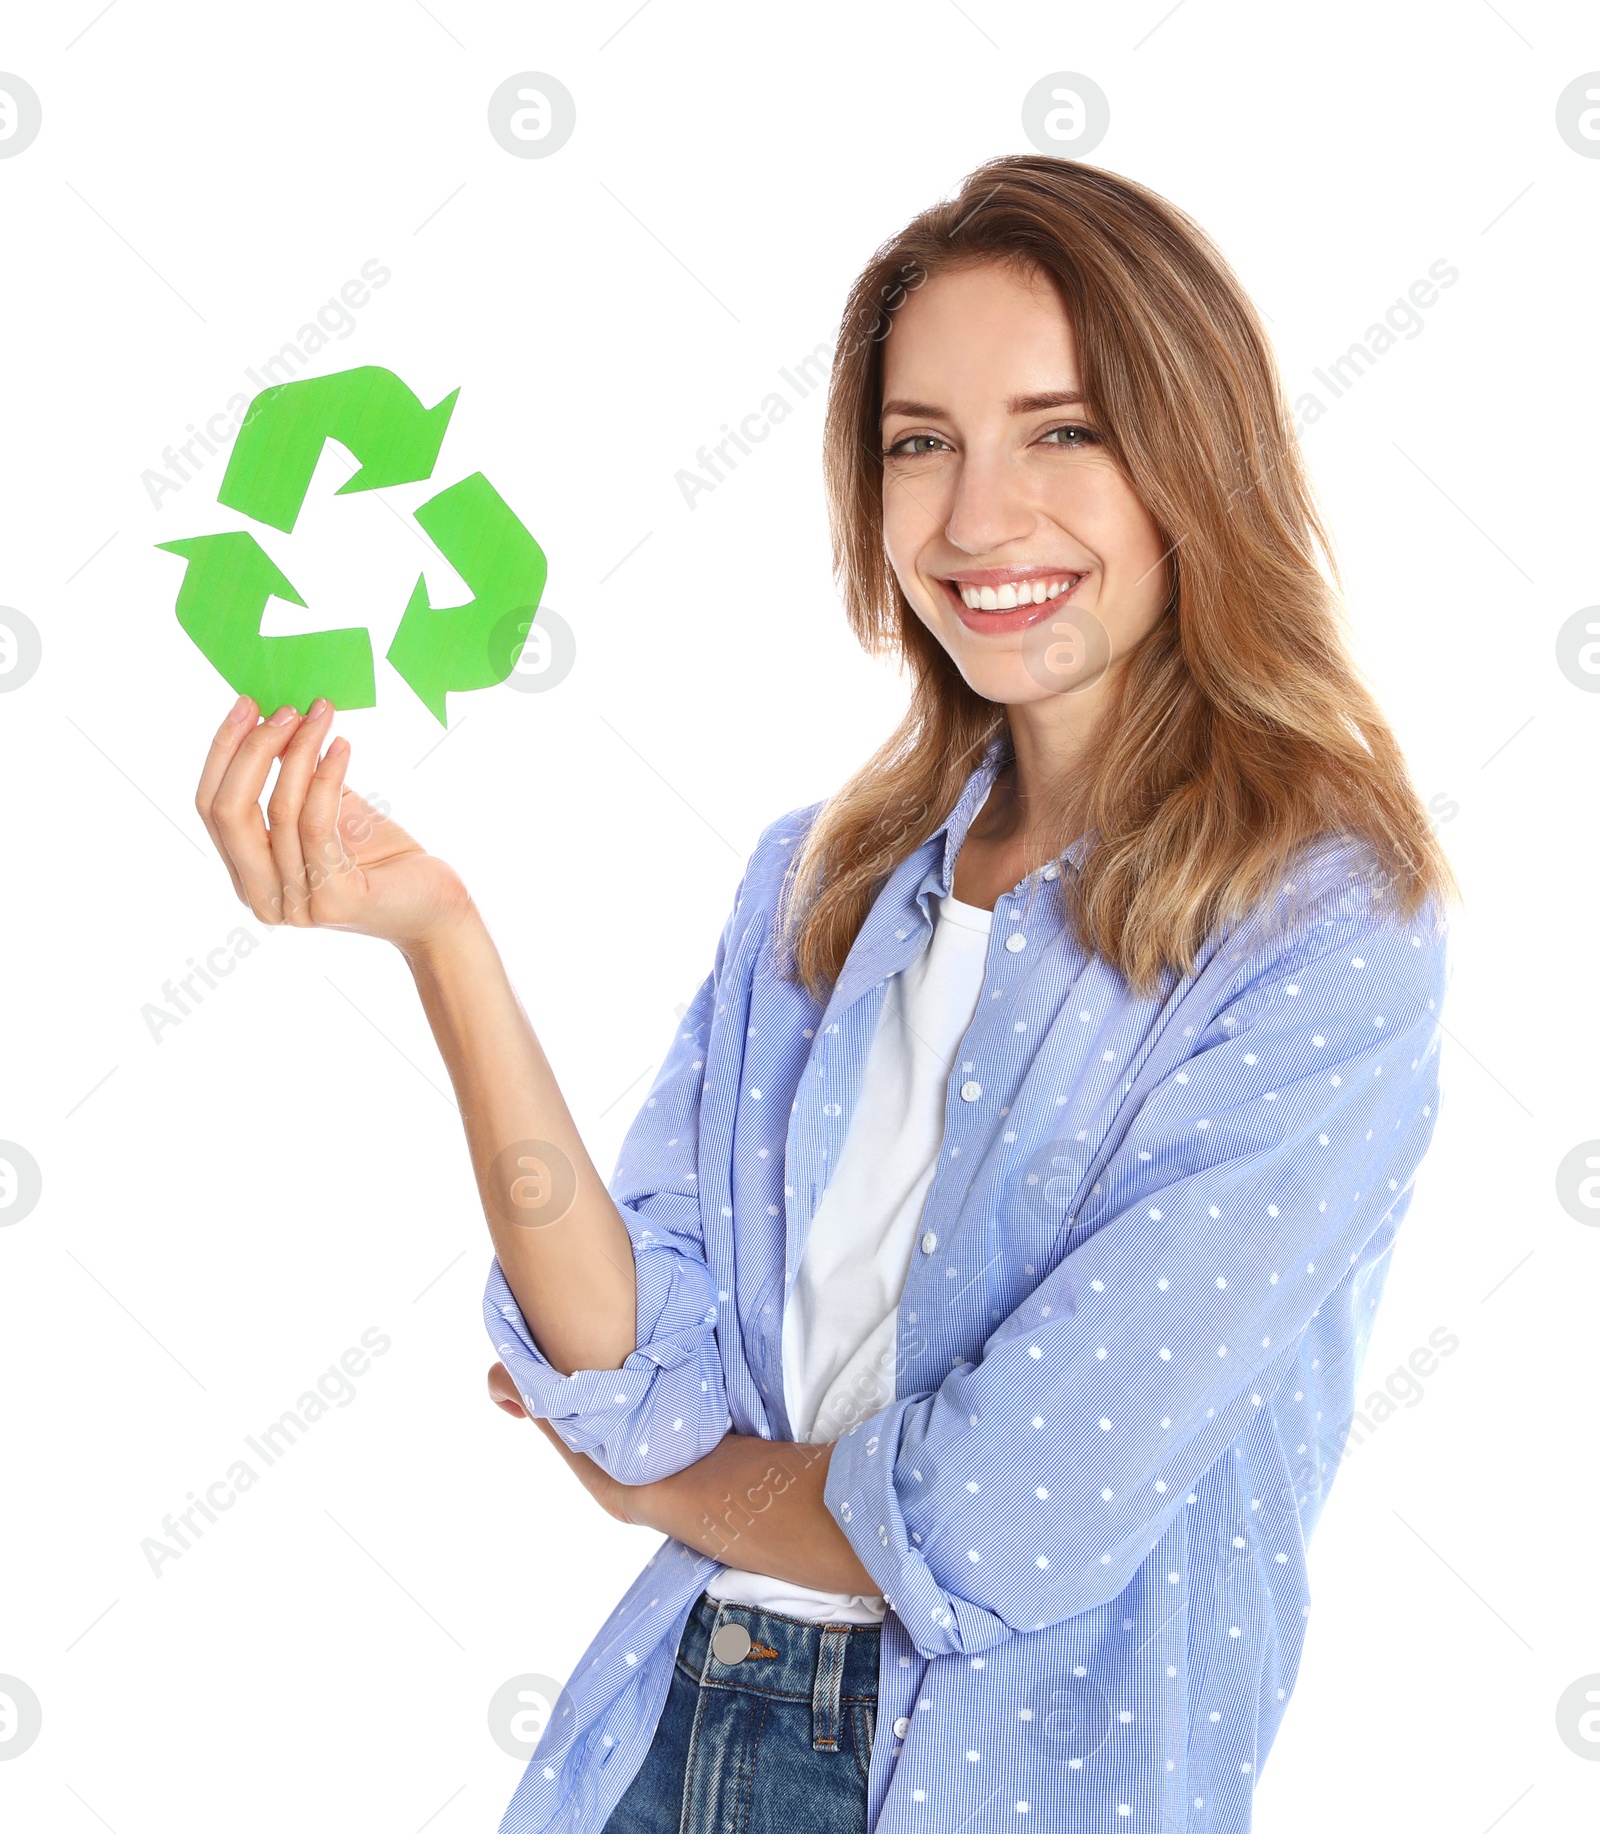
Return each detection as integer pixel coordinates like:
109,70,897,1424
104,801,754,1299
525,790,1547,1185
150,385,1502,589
682,1590,881,1706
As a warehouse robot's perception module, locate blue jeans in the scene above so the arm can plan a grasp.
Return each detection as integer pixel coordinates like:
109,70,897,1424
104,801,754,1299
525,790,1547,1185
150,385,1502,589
601,1591,880,1833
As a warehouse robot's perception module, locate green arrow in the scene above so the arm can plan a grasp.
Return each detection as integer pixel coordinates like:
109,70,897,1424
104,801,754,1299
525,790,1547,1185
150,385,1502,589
218,366,459,535
386,471,547,725
156,531,376,714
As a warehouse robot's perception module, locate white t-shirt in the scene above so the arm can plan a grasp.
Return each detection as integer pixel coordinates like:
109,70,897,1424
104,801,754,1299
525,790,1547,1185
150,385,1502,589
705,887,994,1622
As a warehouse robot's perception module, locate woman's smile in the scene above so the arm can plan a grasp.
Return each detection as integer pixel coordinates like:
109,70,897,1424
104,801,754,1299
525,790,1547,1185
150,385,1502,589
933,564,1091,635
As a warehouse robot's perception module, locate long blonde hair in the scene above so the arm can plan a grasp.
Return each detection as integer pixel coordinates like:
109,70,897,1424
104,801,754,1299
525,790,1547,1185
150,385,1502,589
777,154,1453,998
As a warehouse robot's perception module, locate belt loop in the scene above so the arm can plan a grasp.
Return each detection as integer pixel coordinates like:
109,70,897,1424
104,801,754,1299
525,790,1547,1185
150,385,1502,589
811,1626,849,1751
698,1601,724,1686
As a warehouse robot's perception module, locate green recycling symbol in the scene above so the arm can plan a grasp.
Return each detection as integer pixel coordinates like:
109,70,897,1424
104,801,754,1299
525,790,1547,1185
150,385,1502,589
156,365,546,724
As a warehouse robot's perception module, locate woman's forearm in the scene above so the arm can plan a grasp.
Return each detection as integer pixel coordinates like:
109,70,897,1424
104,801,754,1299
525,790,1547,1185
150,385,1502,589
636,1434,879,1595
402,908,638,1376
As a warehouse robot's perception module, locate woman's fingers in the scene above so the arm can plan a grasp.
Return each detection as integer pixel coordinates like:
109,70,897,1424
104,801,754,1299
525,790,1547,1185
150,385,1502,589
265,700,332,926
488,1369,634,1523
209,704,305,922
298,733,355,917
195,695,260,902
333,784,390,855
487,1360,530,1419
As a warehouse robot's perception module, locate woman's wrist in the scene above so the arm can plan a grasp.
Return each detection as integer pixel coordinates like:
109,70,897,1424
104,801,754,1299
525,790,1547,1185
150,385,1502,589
397,897,491,980
631,1434,799,1540
635,1434,876,1594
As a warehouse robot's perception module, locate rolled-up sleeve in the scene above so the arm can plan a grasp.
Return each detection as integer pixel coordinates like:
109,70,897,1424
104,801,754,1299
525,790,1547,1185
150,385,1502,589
824,888,1448,1657
483,884,748,1486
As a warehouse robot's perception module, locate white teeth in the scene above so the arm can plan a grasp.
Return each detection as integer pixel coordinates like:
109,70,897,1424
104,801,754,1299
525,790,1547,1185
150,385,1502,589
955,576,1079,611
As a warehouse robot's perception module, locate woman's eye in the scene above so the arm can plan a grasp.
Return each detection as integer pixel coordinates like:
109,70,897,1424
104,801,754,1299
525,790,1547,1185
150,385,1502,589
1041,424,1101,449
883,433,949,457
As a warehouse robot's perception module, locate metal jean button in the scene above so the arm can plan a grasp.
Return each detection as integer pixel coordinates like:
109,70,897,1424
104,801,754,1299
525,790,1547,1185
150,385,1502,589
711,1622,752,1664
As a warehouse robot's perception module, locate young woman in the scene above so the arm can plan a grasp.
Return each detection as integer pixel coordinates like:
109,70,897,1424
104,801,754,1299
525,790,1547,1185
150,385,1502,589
195,156,1452,1833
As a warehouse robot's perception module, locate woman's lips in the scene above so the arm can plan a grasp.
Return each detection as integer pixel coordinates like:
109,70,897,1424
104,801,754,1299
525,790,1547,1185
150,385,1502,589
940,572,1089,635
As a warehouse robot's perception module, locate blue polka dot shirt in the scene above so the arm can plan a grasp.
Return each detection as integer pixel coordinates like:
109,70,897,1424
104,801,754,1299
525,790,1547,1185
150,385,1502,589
485,732,1448,1832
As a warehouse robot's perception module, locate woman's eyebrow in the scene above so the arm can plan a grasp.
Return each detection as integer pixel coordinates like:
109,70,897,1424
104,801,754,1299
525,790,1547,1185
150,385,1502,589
880,388,1086,421
1007,389,1085,413
880,397,945,422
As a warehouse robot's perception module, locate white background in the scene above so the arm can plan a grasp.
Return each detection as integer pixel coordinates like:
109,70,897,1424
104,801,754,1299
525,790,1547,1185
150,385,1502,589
1,2,1595,1829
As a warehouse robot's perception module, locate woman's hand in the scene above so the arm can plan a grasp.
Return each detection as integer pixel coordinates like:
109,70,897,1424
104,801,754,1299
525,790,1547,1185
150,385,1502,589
484,1366,856,1586
196,694,475,953
486,1360,642,1528
487,1358,531,1418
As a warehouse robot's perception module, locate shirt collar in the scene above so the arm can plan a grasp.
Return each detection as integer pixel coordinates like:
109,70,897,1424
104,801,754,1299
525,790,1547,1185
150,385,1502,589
815,727,1084,1029
913,728,1088,925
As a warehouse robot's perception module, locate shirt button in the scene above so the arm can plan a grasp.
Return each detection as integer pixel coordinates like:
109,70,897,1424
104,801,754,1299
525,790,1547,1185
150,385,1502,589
1005,933,1027,952
1041,861,1061,880
960,1080,982,1101
920,1230,937,1254
893,1716,911,1738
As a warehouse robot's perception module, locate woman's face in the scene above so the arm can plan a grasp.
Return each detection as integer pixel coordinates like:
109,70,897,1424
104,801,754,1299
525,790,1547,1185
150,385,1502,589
879,258,1171,707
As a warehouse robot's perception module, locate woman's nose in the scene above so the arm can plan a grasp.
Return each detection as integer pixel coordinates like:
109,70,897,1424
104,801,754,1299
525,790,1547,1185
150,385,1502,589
942,452,1038,556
